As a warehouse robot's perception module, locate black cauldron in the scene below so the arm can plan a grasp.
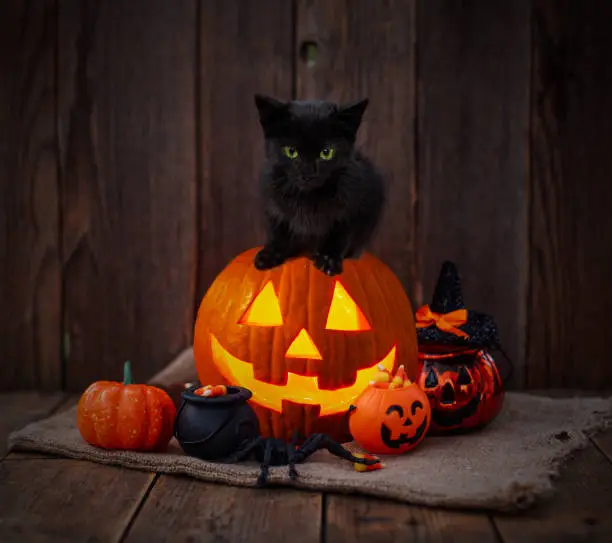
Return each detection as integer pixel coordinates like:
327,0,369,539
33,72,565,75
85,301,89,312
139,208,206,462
174,385,260,460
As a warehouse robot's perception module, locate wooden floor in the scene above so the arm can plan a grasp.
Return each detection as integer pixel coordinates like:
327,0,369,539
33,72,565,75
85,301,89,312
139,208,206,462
0,393,611,543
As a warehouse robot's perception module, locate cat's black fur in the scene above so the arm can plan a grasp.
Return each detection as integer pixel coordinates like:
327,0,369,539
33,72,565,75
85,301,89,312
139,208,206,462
253,94,385,276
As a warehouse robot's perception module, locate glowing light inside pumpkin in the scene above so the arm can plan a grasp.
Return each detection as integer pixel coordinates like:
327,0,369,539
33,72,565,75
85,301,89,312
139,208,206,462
239,280,283,326
326,281,371,331
285,328,323,360
210,334,396,415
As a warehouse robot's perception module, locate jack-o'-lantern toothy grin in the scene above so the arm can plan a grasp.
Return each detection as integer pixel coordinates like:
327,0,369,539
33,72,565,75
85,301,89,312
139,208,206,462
210,334,396,416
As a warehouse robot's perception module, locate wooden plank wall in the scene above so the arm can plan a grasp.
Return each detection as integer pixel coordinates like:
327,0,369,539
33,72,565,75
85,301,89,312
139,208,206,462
527,0,612,389
58,0,198,392
417,0,531,386
0,0,62,390
1,0,611,392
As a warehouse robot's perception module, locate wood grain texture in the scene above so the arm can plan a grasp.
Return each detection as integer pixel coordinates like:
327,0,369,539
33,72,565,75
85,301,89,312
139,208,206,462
0,0,61,390
58,0,198,390
3,394,79,461
0,392,64,459
296,0,417,299
526,0,612,389
493,437,612,543
417,0,531,387
125,476,322,543
593,431,612,465
197,0,293,299
325,494,498,543
0,458,154,542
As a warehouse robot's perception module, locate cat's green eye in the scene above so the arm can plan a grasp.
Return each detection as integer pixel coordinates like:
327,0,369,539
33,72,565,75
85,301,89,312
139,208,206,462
283,146,299,159
319,146,335,160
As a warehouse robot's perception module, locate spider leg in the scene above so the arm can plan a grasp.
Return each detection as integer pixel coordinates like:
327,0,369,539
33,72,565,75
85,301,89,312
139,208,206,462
299,434,380,465
225,437,265,463
288,448,299,481
287,431,300,480
288,462,299,481
257,439,274,486
290,434,320,464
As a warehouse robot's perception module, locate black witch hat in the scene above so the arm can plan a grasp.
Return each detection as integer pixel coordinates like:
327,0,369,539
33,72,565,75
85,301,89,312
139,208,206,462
415,261,500,349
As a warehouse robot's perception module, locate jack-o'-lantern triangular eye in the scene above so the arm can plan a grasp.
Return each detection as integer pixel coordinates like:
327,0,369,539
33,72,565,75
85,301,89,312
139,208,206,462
325,281,371,331
240,281,283,326
457,366,472,385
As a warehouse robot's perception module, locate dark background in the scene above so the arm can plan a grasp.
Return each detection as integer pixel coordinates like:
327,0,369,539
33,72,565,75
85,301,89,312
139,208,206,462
1,0,611,392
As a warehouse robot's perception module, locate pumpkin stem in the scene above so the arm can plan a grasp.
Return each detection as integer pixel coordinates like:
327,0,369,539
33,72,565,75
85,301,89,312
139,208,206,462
123,360,133,385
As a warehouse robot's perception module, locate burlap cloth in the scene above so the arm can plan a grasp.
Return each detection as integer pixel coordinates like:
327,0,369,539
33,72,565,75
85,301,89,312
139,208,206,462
7,349,612,512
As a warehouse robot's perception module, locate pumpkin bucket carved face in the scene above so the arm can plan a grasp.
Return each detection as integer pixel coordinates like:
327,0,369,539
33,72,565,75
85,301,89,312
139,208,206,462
348,379,431,455
416,349,504,433
194,247,418,442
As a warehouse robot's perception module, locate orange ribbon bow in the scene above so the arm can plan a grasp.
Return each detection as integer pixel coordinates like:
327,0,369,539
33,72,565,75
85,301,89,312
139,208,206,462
415,305,470,339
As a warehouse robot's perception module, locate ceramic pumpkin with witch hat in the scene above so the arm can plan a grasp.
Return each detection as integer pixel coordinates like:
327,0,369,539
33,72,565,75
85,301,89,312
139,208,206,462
414,261,507,434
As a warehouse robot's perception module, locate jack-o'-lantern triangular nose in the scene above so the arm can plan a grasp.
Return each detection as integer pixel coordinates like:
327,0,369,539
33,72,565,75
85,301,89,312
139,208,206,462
285,328,323,360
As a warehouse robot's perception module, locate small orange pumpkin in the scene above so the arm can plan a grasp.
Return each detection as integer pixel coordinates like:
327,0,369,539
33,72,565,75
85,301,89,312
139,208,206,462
348,369,431,455
77,361,176,451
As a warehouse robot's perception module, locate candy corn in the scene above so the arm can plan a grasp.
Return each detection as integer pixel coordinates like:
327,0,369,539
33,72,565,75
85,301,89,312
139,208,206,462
394,365,407,382
194,384,227,398
353,453,384,472
369,364,416,389
371,370,391,385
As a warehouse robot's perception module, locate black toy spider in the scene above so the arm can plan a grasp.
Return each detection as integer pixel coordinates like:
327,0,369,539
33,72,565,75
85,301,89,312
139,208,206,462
226,432,380,486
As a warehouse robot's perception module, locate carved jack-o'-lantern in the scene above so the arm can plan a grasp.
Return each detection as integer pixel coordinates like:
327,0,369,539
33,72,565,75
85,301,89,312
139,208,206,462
193,247,418,442
348,368,431,454
415,261,506,434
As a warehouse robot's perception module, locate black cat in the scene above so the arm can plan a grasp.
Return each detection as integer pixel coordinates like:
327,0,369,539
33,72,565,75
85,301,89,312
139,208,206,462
253,94,385,276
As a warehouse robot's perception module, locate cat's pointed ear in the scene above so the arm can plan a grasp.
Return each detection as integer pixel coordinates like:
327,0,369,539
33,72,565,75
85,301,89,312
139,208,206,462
334,98,369,135
254,94,288,129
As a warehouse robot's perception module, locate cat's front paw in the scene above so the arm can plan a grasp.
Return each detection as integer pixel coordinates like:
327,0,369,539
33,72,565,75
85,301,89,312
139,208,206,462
313,253,343,276
254,247,287,270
